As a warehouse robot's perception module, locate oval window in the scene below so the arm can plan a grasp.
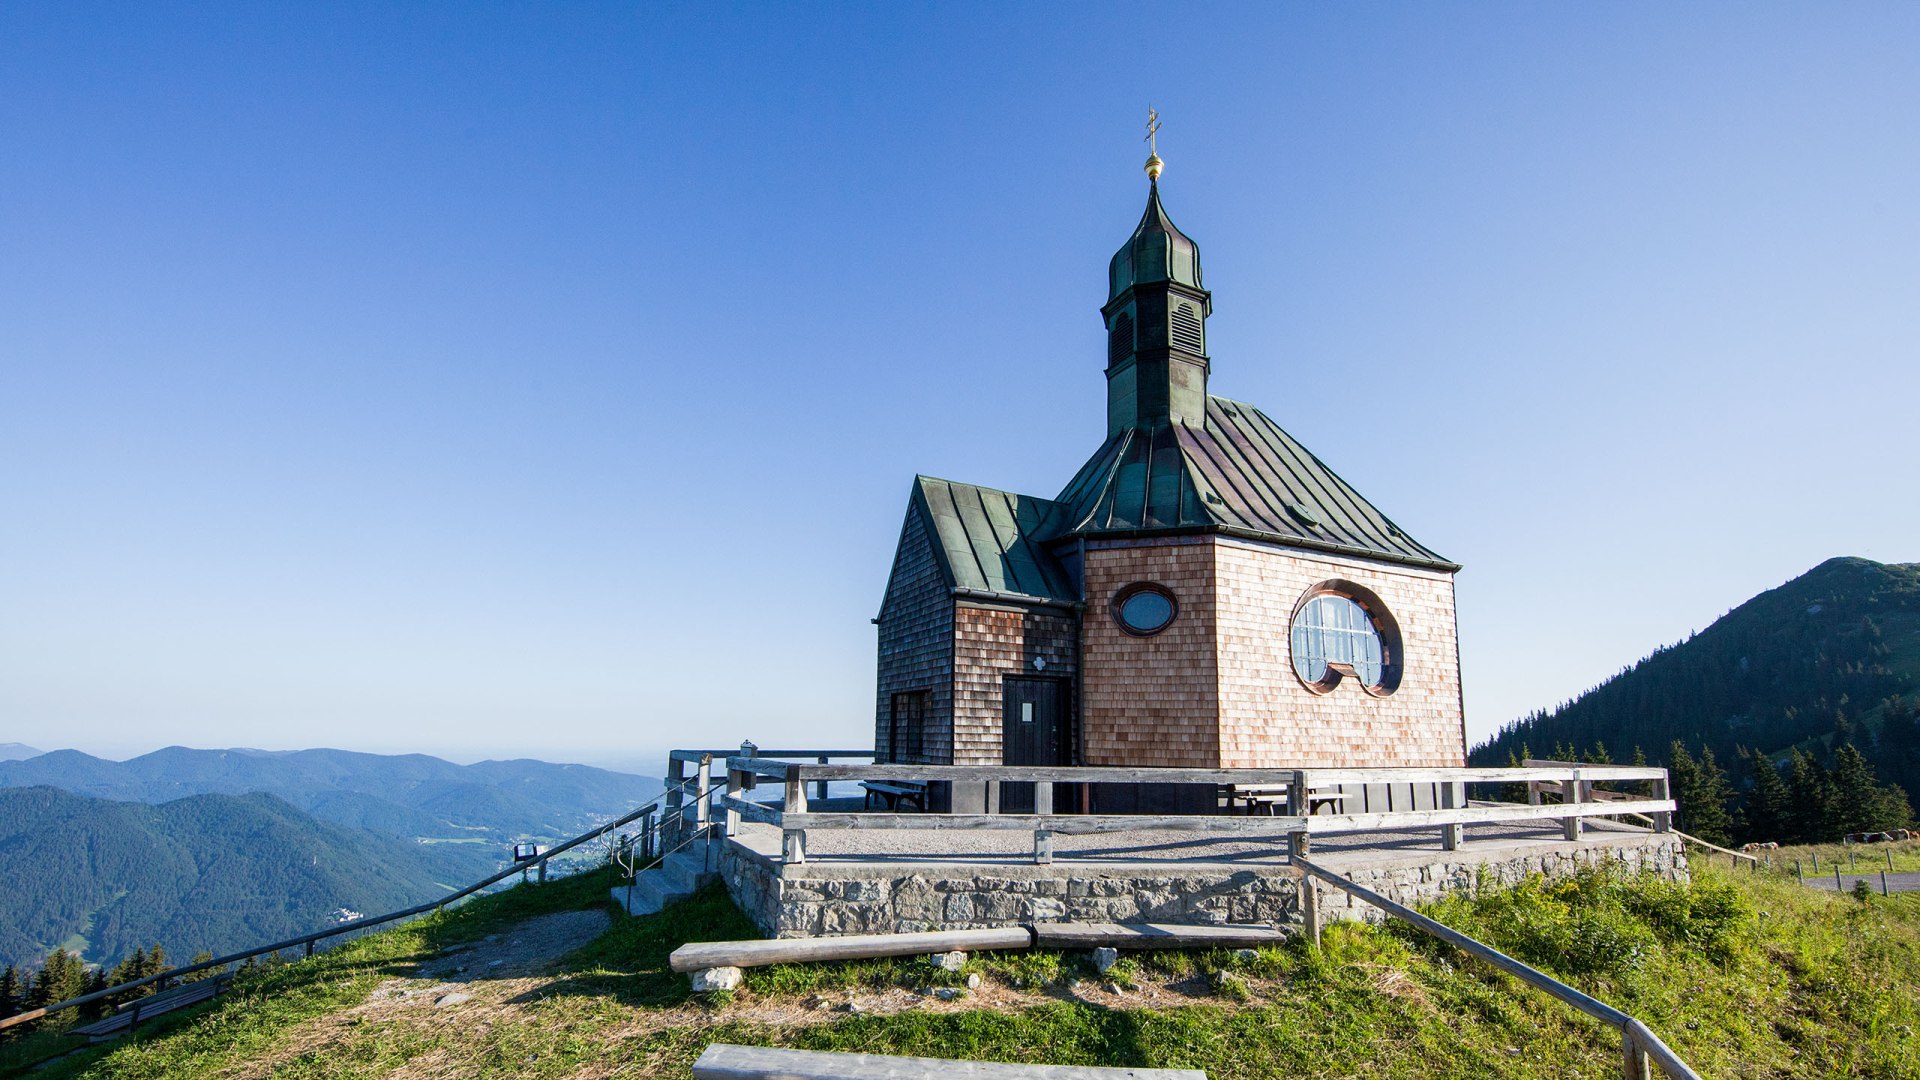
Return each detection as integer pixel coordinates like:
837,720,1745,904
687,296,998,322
1114,584,1177,636
1289,585,1399,694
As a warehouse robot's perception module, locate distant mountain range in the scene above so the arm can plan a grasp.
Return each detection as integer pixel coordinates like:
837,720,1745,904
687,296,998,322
0,746,661,846
0,786,494,971
0,743,41,761
0,747,665,972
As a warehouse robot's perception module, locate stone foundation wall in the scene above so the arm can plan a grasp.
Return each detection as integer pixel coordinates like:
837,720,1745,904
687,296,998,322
719,835,1687,939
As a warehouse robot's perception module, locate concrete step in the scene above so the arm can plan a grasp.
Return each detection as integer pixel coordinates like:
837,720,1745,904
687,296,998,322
610,874,674,916
610,841,723,916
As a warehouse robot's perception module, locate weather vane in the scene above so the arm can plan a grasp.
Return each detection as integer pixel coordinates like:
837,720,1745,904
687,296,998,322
1144,106,1164,182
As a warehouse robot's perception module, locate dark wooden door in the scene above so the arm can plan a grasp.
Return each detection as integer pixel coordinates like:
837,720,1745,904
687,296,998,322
1001,676,1067,814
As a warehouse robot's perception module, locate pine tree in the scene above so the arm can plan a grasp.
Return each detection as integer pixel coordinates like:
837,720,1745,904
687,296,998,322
28,949,86,1032
1880,695,1920,795
181,951,219,983
1501,749,1529,803
1787,749,1836,843
1741,747,1792,843
1830,743,1914,834
1669,741,1736,846
0,964,20,1020
77,969,109,1021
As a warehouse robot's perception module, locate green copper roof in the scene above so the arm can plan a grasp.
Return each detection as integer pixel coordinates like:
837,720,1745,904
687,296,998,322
910,476,1077,604
1108,181,1203,302
1045,396,1457,570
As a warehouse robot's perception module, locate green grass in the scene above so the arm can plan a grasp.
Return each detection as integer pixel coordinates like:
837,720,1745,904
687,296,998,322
10,857,1920,1079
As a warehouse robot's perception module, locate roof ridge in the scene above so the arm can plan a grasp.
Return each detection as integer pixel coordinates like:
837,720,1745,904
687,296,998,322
914,473,1055,505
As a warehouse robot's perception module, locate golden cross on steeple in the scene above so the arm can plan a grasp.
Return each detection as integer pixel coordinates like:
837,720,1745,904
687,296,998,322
1143,106,1164,182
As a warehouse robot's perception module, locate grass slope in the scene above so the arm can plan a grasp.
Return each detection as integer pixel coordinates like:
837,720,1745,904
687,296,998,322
10,857,1919,1079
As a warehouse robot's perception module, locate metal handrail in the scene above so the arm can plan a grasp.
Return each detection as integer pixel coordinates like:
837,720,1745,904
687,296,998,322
615,778,729,914
0,796,667,1033
1293,856,1701,1080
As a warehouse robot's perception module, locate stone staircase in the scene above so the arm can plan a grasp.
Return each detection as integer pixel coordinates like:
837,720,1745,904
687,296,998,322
611,835,721,916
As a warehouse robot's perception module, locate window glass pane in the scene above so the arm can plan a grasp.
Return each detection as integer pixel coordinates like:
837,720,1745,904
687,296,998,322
1291,593,1386,689
1119,589,1174,633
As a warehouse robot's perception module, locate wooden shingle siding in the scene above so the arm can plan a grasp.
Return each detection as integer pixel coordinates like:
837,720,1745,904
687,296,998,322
1213,536,1465,768
952,605,1079,765
1076,535,1465,770
1080,538,1221,767
875,507,955,764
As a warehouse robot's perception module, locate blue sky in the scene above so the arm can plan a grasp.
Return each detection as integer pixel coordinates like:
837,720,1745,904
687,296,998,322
3,4,1916,771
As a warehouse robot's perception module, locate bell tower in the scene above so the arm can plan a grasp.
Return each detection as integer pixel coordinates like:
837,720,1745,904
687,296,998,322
1102,111,1213,438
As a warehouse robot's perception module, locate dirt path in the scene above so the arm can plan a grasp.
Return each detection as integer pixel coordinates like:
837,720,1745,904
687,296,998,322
215,909,614,1079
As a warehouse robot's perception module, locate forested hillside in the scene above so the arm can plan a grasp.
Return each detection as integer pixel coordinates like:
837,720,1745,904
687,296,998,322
1473,556,1918,843
0,747,658,845
0,787,487,972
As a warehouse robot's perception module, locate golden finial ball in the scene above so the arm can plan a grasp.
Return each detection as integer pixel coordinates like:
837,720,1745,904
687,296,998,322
1144,153,1164,181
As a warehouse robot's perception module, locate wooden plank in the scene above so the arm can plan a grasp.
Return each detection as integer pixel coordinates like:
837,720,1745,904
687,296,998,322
727,756,792,778
692,1043,1209,1079
739,762,1666,784
1306,766,1665,784
1030,923,1289,949
670,927,1034,973
767,764,1304,783
720,794,782,825
1303,799,1674,835
780,812,1308,835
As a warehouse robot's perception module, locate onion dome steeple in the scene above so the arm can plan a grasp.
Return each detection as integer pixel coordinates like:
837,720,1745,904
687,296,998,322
1100,115,1213,438
1106,181,1205,303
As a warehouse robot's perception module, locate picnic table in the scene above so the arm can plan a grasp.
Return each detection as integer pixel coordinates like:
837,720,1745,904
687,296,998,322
1230,785,1348,816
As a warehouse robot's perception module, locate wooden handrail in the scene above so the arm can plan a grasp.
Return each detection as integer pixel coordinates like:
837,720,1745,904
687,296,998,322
0,795,667,1033
1293,857,1701,1080
726,759,1667,785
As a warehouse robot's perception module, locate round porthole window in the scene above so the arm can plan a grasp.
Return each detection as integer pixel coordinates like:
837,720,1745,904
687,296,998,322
1113,583,1177,636
1289,582,1402,696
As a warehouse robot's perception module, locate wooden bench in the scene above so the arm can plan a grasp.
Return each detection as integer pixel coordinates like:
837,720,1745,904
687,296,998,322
862,779,929,811
1230,785,1347,816
71,975,230,1041
693,1043,1208,1078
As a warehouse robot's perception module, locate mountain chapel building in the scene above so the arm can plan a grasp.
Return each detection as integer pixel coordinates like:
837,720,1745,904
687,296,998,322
873,164,1467,811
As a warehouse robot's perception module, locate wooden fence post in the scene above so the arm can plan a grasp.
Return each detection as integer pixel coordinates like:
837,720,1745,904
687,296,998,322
693,755,713,840
1441,781,1464,851
1282,764,1313,822
815,754,829,803
1288,819,1320,945
784,766,809,865
664,755,687,848
1562,768,1584,841
1622,1025,1652,1080
725,767,743,839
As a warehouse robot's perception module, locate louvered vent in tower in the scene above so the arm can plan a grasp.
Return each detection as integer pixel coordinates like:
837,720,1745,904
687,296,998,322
1108,311,1134,365
1171,302,1203,353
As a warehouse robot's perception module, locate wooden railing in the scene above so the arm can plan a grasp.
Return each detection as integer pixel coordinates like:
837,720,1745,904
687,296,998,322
713,758,1675,865
1294,856,1701,1080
